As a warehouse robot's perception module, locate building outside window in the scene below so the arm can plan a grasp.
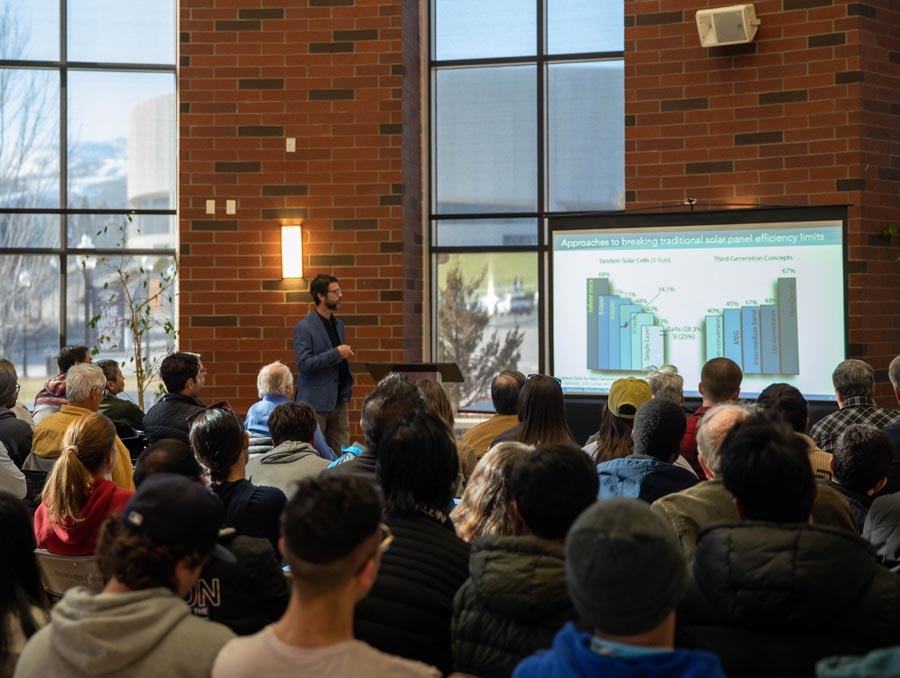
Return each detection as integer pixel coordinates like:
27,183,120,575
0,0,177,403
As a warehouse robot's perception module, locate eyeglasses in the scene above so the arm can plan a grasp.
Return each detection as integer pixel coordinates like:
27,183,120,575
378,523,393,554
527,373,562,385
355,523,394,575
186,400,235,423
327,288,342,296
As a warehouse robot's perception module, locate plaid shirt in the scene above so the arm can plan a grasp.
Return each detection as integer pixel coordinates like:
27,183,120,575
809,396,900,453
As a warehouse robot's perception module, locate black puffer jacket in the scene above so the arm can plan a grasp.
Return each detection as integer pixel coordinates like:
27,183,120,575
141,393,205,443
354,512,470,675
678,522,900,678
452,535,576,678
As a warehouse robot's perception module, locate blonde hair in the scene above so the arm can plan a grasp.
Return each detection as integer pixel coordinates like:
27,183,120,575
42,412,117,525
451,441,532,543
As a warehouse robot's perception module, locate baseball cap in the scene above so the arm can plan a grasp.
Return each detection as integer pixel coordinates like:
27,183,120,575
607,377,653,419
121,473,236,563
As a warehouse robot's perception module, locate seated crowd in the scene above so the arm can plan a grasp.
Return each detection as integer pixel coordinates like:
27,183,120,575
4,349,900,677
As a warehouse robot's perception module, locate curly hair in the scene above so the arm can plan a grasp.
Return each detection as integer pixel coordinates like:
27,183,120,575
451,442,532,542
96,518,206,593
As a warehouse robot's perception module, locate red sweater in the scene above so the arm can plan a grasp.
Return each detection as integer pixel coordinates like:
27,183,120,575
34,477,134,556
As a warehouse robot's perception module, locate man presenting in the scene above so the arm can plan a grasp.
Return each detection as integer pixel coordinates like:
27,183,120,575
293,274,354,450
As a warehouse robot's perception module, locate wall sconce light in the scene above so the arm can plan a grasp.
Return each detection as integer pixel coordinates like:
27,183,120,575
281,224,303,278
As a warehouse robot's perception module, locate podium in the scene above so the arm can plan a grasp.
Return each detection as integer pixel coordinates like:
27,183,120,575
365,362,464,384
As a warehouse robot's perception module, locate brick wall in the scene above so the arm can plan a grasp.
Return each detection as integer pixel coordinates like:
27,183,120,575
625,0,900,398
178,0,422,433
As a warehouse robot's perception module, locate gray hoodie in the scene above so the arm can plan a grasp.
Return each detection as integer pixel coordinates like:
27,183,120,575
245,440,330,497
14,586,234,678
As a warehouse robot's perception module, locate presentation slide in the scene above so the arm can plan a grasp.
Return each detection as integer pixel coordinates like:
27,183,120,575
551,219,845,401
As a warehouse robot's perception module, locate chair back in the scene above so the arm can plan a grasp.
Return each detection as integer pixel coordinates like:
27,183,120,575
34,549,104,604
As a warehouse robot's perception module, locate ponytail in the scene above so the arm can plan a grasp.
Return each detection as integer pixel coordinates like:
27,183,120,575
41,412,117,525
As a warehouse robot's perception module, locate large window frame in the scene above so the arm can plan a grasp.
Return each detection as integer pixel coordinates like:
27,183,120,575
0,2,177,359
428,0,625,405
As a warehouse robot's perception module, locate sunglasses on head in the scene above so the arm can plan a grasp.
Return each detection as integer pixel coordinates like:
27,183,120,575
527,373,562,385
186,400,236,424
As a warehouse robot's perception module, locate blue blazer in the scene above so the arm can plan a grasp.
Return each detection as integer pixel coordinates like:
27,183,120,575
293,311,353,412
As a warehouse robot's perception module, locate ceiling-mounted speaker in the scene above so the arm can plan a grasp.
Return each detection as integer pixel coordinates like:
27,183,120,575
696,4,760,47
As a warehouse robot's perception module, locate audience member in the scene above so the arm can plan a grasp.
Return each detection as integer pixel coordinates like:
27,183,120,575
677,415,900,678
451,441,532,543
354,408,470,674
245,402,330,496
680,357,742,476
583,376,652,464
29,363,134,489
16,474,235,677
0,359,35,429
820,424,891,532
190,406,286,553
326,372,424,479
0,367,32,466
95,359,145,439
243,361,334,461
33,412,134,555
653,405,856,561
134,439,289,637
453,443,598,678
515,498,725,678
757,382,833,479
418,379,477,489
212,475,440,678
882,354,900,493
460,371,525,458
493,374,575,447
597,398,697,503
810,359,899,453
817,646,900,678
0,491,47,677
141,352,206,444
133,438,203,487
863,493,900,573
647,364,690,412
32,345,91,425
0,441,24,498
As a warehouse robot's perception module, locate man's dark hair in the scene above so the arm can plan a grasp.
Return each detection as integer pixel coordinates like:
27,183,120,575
134,438,203,487
160,352,200,394
491,371,526,416
268,401,318,447
309,274,339,304
632,398,687,462
756,382,808,433
700,357,743,403
57,345,90,373
361,373,424,449
95,358,120,384
375,407,458,515
720,414,815,523
832,359,875,399
510,442,598,540
282,475,383,565
833,425,892,494
190,407,245,483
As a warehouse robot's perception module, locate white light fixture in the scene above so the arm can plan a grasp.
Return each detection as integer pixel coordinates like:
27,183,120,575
696,4,760,47
281,224,303,278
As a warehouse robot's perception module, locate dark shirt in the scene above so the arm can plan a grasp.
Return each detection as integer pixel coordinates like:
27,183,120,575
809,396,900,453
212,478,286,554
819,478,873,533
315,311,352,408
880,419,900,496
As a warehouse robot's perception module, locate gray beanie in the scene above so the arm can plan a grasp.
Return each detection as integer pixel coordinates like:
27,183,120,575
565,497,688,635
0,368,17,407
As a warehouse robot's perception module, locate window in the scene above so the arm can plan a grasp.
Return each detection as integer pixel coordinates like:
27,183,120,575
0,1,177,403
430,0,625,407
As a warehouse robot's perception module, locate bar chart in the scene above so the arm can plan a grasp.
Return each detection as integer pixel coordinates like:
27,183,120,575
586,276,799,375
